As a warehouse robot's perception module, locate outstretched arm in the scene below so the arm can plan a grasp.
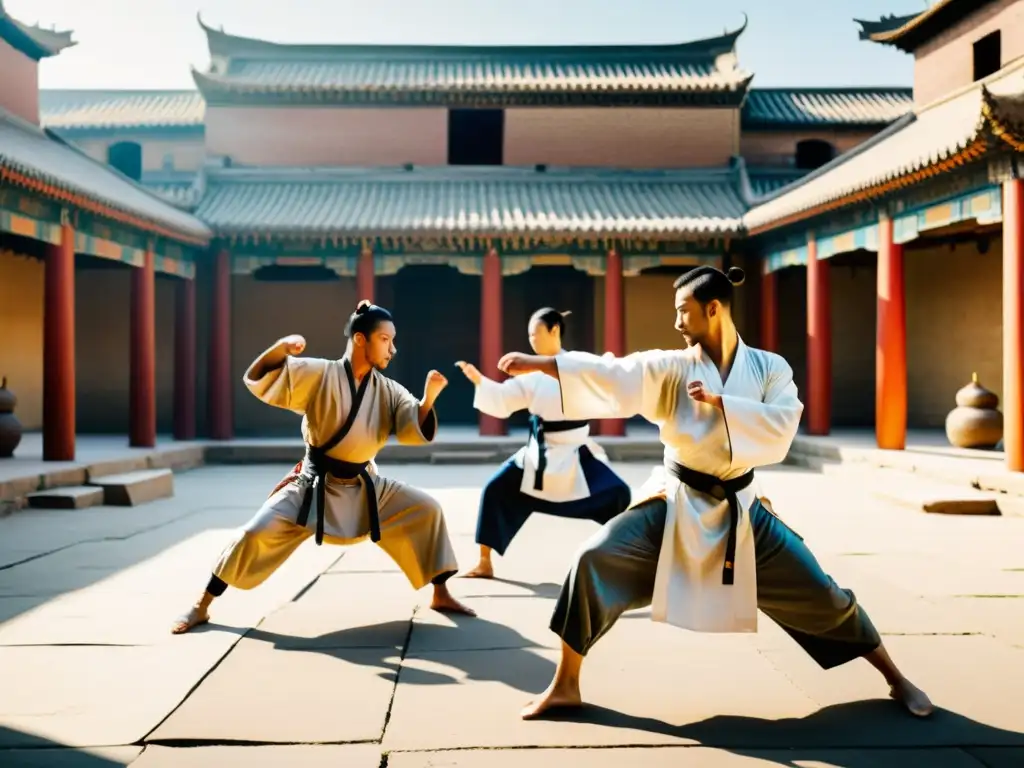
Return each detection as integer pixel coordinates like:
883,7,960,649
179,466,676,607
243,334,328,414
456,361,530,419
497,349,681,423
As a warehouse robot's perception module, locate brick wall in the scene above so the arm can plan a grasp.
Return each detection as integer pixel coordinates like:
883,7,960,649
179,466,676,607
0,250,43,429
73,266,178,434
740,129,880,168
205,107,449,166
505,108,739,168
905,237,1003,427
0,37,38,124
913,0,1024,106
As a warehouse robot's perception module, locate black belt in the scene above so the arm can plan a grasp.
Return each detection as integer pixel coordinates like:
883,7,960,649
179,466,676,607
528,415,590,491
296,447,379,546
666,461,754,586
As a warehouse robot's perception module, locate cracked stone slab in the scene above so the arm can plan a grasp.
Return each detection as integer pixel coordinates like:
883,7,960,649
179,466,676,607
388,746,988,767
383,639,818,750
0,745,142,767
132,744,382,767
148,639,397,744
0,643,240,748
249,573,417,650
409,597,559,653
757,635,1024,746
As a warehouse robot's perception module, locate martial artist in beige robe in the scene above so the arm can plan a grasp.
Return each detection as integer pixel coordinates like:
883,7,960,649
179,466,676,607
208,353,459,593
171,346,465,636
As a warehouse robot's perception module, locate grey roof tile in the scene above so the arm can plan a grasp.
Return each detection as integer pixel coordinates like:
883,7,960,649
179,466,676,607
194,20,752,97
195,166,746,239
0,110,210,242
743,88,912,128
744,61,1024,232
39,90,204,131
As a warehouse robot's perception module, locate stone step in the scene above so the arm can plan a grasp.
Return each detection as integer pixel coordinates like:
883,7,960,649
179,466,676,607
88,468,174,506
25,485,105,510
869,472,1000,516
430,450,503,464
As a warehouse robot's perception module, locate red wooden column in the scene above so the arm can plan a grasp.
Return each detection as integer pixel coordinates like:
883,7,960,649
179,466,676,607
601,249,626,437
43,219,76,461
805,234,831,435
876,215,907,450
1003,178,1024,472
129,249,157,447
173,276,197,441
208,248,234,440
760,268,779,352
480,248,506,436
356,247,375,304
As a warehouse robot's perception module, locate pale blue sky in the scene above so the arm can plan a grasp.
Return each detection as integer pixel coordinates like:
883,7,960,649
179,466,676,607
12,0,931,90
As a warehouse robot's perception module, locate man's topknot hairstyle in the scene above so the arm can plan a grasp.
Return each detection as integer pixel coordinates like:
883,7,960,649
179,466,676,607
344,299,394,339
672,265,745,307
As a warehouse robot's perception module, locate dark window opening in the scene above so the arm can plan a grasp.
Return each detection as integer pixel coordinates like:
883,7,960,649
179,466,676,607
448,109,504,165
795,139,836,171
107,141,142,181
973,30,1001,81
253,265,339,282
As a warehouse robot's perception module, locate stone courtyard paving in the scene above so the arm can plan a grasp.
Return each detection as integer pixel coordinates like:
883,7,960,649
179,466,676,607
0,462,1022,767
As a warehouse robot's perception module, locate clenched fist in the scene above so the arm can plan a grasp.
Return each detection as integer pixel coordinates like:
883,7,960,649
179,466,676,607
687,380,722,409
497,352,540,377
455,361,482,385
424,369,449,403
279,334,306,356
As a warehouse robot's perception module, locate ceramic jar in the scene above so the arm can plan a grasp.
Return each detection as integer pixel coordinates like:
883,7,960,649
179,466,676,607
945,373,1003,449
0,376,23,458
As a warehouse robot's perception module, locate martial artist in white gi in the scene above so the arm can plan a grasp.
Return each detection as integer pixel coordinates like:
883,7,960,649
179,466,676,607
455,308,631,579
497,265,933,720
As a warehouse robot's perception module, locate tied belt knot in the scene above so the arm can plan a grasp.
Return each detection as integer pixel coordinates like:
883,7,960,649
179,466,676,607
296,445,379,546
666,461,754,586
528,414,590,491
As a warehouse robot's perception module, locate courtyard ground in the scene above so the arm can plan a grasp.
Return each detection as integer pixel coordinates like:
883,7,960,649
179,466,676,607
0,461,1022,767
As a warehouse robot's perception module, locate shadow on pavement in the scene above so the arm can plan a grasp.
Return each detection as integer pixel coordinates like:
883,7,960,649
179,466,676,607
539,700,1024,762
0,726,136,767
246,611,555,692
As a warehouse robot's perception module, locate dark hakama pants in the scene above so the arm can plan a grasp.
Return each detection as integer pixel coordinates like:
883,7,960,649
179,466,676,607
551,497,881,669
476,446,632,556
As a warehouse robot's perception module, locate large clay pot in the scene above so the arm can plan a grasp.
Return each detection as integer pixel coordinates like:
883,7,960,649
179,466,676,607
0,376,23,458
945,373,1003,449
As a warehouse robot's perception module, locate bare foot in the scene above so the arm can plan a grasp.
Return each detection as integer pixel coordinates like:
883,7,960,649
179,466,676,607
890,678,934,717
430,585,477,616
521,680,583,719
461,560,494,579
171,605,210,635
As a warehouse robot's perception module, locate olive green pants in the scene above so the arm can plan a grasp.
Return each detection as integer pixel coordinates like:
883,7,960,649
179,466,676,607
550,497,881,669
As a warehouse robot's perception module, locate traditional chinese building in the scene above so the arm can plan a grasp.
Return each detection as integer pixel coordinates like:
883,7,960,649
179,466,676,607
0,1,211,463
747,0,1024,469
7,6,928,451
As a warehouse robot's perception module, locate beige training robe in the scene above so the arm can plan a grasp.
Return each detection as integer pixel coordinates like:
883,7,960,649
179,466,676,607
212,354,459,591
555,337,804,633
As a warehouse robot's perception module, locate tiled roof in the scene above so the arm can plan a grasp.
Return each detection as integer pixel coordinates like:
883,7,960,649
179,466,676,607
745,167,808,199
195,166,746,240
742,88,912,128
139,170,203,210
0,2,75,60
855,0,999,53
0,110,210,243
36,86,917,132
39,90,205,132
744,60,1024,233
193,17,753,104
